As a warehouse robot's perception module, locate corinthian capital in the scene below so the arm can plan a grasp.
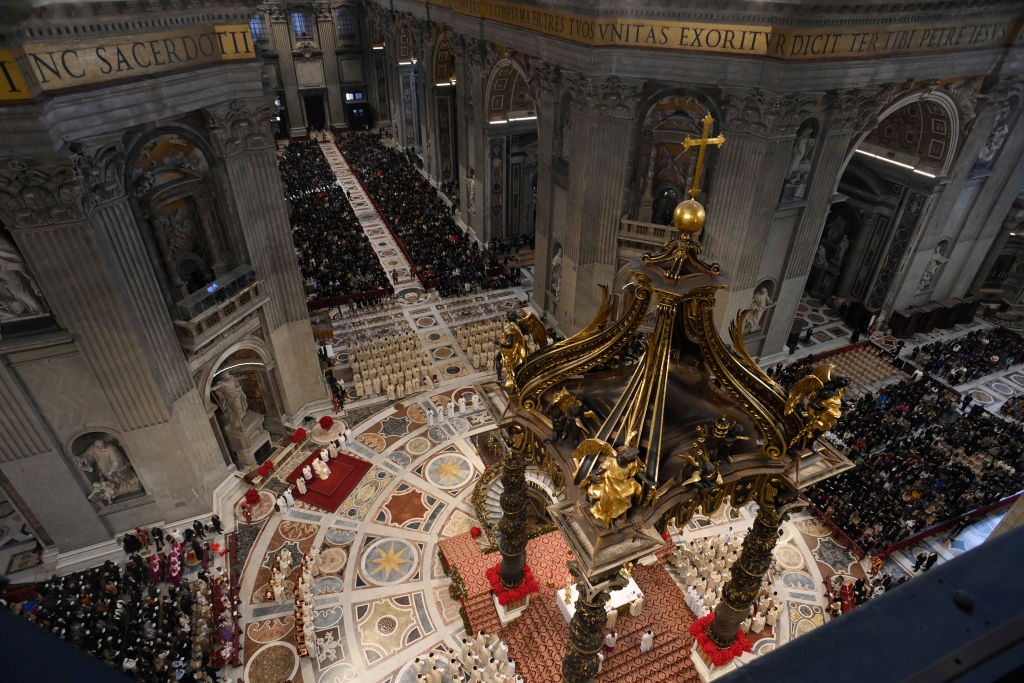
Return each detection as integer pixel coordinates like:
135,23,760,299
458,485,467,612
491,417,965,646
70,141,128,214
525,58,561,103
205,97,278,157
720,88,823,136
0,158,81,229
568,75,644,120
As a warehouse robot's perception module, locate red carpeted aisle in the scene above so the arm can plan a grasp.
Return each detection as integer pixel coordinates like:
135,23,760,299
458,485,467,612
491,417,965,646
285,451,371,512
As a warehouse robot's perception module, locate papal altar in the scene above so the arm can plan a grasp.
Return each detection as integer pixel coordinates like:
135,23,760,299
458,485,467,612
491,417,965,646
556,578,643,623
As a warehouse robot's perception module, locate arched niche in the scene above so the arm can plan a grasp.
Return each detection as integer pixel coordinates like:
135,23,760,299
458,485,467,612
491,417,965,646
126,128,239,305
68,430,145,508
845,90,959,177
433,33,456,85
485,59,535,124
631,92,713,224
394,20,417,63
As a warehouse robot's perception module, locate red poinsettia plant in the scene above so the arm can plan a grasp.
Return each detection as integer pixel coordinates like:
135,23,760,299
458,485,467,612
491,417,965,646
470,526,482,538
290,427,307,443
318,415,334,430
244,488,260,505
689,614,752,667
257,461,274,477
486,563,539,606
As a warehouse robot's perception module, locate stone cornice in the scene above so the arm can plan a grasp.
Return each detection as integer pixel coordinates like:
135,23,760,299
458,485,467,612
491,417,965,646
0,1,260,42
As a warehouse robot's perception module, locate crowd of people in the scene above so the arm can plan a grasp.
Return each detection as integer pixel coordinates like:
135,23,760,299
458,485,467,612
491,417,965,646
279,140,391,303
7,520,237,683
339,132,517,296
911,327,1024,385
803,376,1024,553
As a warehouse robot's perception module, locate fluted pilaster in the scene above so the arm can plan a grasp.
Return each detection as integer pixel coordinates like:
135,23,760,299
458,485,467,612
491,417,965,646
317,16,345,126
270,18,306,136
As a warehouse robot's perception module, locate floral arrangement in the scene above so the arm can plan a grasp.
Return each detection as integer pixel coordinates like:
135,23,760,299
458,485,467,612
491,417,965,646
290,428,307,443
257,461,274,477
448,568,468,601
318,415,334,430
244,489,260,505
486,563,539,606
689,614,752,667
470,526,482,538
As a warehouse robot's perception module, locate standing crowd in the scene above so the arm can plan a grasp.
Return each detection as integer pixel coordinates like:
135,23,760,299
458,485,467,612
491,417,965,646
6,519,237,683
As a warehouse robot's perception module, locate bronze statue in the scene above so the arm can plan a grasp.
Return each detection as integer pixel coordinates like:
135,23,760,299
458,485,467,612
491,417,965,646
678,435,723,493
499,320,527,392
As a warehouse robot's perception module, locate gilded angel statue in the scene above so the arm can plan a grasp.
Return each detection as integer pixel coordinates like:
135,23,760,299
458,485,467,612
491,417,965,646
783,363,850,449
583,442,644,527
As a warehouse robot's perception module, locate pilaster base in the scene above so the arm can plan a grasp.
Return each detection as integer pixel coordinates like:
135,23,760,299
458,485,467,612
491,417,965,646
690,641,739,682
493,593,530,627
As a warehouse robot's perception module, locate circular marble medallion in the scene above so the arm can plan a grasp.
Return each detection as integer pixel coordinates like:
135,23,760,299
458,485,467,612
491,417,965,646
358,432,386,452
360,538,419,585
406,436,431,455
388,451,412,467
376,615,398,634
245,643,298,683
246,616,295,643
970,390,994,404
428,426,448,443
313,606,343,629
444,364,462,376
426,331,444,342
991,382,1015,396
406,404,428,424
313,575,344,595
352,479,381,506
235,490,275,524
433,347,454,360
319,547,348,573
417,316,437,328
795,518,832,537
425,453,473,488
279,521,319,541
325,528,356,546
775,544,803,569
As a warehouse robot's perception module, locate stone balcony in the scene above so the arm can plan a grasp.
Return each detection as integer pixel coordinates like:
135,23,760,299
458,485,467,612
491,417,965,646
173,265,267,353
618,219,674,251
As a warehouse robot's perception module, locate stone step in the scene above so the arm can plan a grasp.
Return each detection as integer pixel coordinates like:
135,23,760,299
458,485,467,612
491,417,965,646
598,634,690,681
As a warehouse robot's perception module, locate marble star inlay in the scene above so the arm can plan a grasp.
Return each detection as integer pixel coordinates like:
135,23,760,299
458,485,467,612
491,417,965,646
368,541,413,581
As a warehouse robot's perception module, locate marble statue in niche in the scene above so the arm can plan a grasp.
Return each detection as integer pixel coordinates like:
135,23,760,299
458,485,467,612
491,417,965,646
0,231,49,322
743,283,776,335
782,121,817,200
915,242,949,295
213,372,249,430
550,244,563,304
465,168,477,215
979,98,1015,165
73,437,144,505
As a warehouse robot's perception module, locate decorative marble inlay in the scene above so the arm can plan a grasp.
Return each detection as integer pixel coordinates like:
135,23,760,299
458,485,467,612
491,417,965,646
361,538,418,585
425,453,472,489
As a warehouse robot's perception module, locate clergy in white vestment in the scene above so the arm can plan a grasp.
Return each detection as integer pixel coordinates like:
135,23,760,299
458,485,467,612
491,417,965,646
640,630,655,653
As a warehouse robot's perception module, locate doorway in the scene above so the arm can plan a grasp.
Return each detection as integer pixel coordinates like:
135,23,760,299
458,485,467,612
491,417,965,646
303,93,326,132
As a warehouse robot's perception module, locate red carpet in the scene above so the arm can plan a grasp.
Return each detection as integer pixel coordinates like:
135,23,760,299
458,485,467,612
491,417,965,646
285,451,371,512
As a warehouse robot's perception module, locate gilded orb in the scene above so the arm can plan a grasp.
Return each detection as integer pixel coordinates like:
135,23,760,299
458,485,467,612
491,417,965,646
673,198,706,234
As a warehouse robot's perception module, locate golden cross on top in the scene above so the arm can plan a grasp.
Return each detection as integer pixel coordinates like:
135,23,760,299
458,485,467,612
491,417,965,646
681,114,725,199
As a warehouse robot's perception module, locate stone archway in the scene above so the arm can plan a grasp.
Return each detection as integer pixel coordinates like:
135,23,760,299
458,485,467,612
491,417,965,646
484,58,537,241
204,340,280,466
814,91,958,320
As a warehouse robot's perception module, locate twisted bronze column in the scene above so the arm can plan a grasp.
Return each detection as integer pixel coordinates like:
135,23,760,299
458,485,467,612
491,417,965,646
707,503,782,647
497,437,528,589
561,583,611,682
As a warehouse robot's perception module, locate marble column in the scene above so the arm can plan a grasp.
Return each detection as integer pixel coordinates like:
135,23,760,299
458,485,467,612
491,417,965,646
207,99,326,413
561,76,642,331
708,503,782,647
316,9,346,127
497,436,528,589
762,125,854,358
269,12,306,137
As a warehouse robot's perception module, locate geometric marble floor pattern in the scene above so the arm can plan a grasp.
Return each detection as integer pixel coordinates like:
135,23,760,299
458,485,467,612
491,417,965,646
234,373,496,683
